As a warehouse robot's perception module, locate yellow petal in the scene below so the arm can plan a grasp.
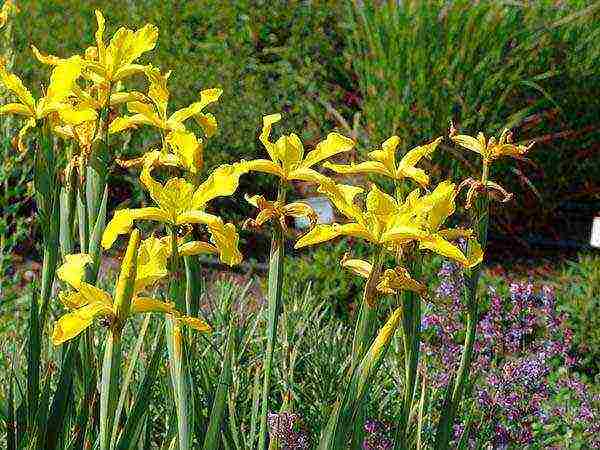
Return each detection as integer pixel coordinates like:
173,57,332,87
365,184,397,217
109,91,146,106
421,181,456,231
109,114,155,134
368,135,399,173
102,207,169,249
287,166,329,184
58,291,88,309
144,65,170,117
45,56,83,104
31,44,63,66
399,137,441,168
76,283,112,308
178,316,211,333
283,201,317,221
0,66,35,113
274,134,303,173
380,225,428,243
16,118,36,153
58,105,98,126
451,133,486,157
131,297,176,314
419,234,469,265
113,63,152,82
106,23,158,75
192,161,249,207
399,166,430,188
206,221,243,266
135,236,170,292
245,159,285,178
317,181,364,222
0,103,31,116
52,301,114,345
341,256,372,279
176,210,222,228
95,10,106,63
259,113,282,161
178,240,219,257
302,132,355,168
294,223,372,248
167,88,222,125
56,253,93,289
323,161,391,178
166,130,203,174
194,112,217,138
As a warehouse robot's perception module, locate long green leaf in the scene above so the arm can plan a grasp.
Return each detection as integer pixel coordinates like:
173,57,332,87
116,324,165,450
26,292,40,430
111,315,151,449
203,319,235,449
99,331,122,450
45,339,78,450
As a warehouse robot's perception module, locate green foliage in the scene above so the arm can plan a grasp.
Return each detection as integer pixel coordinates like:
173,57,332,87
348,0,600,237
555,253,600,376
12,0,349,215
0,139,33,302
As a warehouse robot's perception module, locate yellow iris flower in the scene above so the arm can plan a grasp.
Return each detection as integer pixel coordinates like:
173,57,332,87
245,113,355,184
53,230,210,345
118,129,204,176
109,66,220,139
295,180,426,249
32,10,157,86
324,135,442,187
296,179,482,268
243,194,318,231
384,181,483,268
451,129,532,164
102,153,248,266
0,56,93,151
341,255,426,297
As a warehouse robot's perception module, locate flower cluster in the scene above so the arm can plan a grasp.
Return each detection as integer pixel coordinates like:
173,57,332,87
362,419,393,450
422,263,599,447
267,412,310,450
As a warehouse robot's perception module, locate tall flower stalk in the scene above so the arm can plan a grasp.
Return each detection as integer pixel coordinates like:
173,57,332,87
242,113,354,448
434,128,532,448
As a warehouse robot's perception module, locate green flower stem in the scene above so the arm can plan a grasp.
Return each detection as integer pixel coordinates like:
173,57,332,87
394,248,423,450
258,183,287,450
99,329,122,450
87,84,112,280
59,169,77,258
77,182,89,253
36,125,60,329
350,248,385,372
436,168,490,449
166,224,193,450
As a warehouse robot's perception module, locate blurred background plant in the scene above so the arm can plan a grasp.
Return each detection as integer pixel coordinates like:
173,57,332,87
348,0,600,250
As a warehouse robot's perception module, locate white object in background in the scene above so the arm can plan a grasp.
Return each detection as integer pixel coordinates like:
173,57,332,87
294,196,334,229
591,216,600,248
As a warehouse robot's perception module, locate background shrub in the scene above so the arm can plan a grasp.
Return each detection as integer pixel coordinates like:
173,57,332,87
347,0,600,244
